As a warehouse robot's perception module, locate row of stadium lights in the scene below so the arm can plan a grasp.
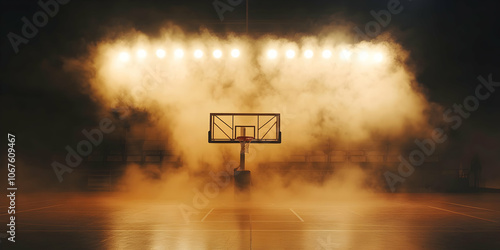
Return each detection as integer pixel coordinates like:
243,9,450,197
118,48,385,63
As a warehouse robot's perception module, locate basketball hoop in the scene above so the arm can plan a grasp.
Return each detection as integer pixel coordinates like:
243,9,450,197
236,136,254,154
208,113,281,193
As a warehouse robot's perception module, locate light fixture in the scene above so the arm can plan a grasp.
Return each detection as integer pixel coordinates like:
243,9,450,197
373,53,384,63
174,49,184,58
213,49,222,58
156,49,166,58
137,49,147,59
340,49,351,60
285,50,295,59
118,52,130,62
304,50,313,58
267,49,277,59
194,49,203,58
231,49,240,58
322,50,332,59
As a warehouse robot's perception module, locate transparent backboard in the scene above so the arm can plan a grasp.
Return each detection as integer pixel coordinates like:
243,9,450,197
208,113,281,143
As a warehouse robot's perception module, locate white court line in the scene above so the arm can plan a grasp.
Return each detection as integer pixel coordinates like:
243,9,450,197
289,208,304,222
197,221,303,223
0,204,63,216
444,202,500,212
201,208,214,222
428,206,498,223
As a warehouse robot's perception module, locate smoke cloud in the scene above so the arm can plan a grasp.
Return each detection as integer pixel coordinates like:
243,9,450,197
64,25,438,199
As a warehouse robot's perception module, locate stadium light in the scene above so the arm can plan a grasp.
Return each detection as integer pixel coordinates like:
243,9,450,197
231,49,240,58
322,50,332,59
373,53,384,63
285,50,295,59
174,49,184,58
156,49,166,58
304,50,313,58
267,49,277,59
118,52,130,62
137,49,147,59
340,49,351,60
213,49,222,59
194,49,203,58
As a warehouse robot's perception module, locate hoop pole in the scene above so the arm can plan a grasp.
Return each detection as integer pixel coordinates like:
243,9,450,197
238,127,252,171
239,141,246,171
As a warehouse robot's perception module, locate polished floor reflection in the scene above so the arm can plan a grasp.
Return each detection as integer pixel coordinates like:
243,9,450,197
1,193,499,249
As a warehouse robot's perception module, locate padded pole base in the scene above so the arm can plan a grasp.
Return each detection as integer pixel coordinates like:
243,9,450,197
234,170,251,199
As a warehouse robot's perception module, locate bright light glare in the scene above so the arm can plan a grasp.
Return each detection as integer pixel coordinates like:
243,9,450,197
156,49,166,58
340,49,351,60
137,49,147,59
322,50,332,58
118,52,130,62
374,53,384,62
194,49,203,58
285,50,295,59
231,49,240,58
304,50,314,58
358,51,369,62
213,49,222,58
174,49,184,58
267,49,277,59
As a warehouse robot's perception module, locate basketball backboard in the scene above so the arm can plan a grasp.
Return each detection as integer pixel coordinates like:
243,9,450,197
208,113,281,143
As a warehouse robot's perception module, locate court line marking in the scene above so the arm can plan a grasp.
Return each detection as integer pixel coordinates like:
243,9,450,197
195,220,303,223
201,208,214,222
444,202,500,212
289,208,304,222
428,206,498,223
0,204,63,216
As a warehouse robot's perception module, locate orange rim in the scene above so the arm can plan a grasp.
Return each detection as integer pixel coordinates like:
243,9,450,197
236,136,254,142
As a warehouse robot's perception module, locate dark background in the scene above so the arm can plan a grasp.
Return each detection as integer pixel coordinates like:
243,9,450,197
0,0,499,189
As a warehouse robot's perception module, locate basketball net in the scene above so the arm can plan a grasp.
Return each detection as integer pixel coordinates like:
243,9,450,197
239,138,252,154
240,139,252,154
237,127,253,154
